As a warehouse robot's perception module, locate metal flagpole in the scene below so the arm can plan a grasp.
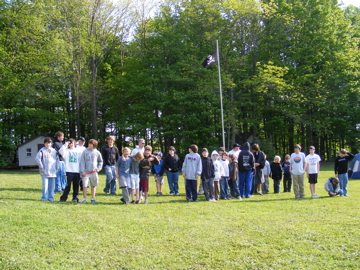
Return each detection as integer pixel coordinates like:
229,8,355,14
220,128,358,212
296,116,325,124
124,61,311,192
216,40,225,149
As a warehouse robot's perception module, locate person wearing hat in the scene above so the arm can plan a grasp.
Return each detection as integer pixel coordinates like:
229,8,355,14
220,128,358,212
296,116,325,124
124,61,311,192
228,143,241,158
163,146,181,195
76,137,86,151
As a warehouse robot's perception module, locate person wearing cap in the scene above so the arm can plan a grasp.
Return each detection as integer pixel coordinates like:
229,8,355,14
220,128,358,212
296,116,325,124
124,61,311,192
334,149,354,197
76,137,86,150
152,152,164,196
228,143,241,158
304,146,321,199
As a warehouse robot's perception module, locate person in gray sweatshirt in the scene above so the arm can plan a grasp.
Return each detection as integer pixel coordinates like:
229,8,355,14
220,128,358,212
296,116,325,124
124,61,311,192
324,177,343,197
182,144,202,202
79,139,103,204
35,137,59,202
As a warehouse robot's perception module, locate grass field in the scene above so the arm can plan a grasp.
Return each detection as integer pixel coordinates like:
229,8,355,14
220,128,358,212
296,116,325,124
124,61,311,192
0,163,359,269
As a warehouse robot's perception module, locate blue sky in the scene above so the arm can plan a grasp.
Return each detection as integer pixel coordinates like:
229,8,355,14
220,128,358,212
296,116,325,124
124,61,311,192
339,0,359,7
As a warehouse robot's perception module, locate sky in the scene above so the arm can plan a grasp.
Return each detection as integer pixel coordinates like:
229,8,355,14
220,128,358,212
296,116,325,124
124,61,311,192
338,0,359,7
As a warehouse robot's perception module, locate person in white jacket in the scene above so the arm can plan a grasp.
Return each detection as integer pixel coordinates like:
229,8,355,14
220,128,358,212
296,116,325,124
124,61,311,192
35,137,59,202
59,138,85,203
219,151,230,199
211,150,224,200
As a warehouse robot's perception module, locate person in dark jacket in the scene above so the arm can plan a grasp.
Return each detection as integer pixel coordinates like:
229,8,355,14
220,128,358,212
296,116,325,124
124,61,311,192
270,155,283,193
201,148,215,201
101,136,120,195
163,146,181,195
251,144,265,195
53,131,66,192
152,152,165,196
334,149,354,197
238,142,255,199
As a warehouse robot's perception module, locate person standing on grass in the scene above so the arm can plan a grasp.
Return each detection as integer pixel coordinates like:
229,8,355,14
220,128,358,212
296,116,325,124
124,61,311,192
200,148,215,201
219,152,230,200
182,144,202,202
101,136,120,195
129,151,144,204
251,144,265,195
282,155,292,192
262,155,271,194
139,145,160,204
324,177,343,197
290,144,306,199
152,152,165,196
228,154,240,199
270,156,282,193
35,137,59,202
334,149,354,197
59,138,84,203
212,150,223,201
79,139,103,204
238,142,255,199
53,131,66,192
305,146,321,199
116,147,132,205
163,146,181,196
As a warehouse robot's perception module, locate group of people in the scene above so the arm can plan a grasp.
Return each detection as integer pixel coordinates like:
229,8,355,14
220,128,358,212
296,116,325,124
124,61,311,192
35,132,354,204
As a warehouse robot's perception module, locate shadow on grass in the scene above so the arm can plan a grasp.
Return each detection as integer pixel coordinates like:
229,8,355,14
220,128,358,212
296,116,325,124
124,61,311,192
0,188,40,192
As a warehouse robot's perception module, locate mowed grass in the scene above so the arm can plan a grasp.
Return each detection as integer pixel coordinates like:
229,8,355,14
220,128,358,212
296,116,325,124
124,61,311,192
0,163,359,269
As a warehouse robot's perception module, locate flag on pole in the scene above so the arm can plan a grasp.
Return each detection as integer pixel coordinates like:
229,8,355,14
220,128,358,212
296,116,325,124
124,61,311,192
202,52,217,68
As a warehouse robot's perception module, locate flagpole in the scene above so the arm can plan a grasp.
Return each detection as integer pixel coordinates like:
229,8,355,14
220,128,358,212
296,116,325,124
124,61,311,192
216,40,225,149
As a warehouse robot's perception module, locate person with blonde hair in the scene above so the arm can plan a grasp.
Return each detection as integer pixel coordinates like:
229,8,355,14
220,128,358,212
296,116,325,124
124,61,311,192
116,147,132,205
270,156,282,193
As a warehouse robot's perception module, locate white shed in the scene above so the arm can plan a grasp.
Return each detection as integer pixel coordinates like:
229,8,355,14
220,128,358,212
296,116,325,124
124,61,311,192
18,135,48,167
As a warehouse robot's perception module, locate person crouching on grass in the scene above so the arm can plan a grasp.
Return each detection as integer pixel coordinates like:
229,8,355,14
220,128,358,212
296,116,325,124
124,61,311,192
116,147,132,205
79,139,103,204
182,144,202,202
139,145,160,204
35,137,59,202
324,177,343,197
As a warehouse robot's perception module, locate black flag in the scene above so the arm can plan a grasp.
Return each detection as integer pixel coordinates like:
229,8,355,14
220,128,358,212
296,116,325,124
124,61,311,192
202,52,217,68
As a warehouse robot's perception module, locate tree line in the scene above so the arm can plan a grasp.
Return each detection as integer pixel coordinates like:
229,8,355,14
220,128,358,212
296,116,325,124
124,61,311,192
0,0,359,166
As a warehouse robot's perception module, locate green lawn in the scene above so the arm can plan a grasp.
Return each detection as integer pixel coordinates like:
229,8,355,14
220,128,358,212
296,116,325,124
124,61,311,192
0,163,359,269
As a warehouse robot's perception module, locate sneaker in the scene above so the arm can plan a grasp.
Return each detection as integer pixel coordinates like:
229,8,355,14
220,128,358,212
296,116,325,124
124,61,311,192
159,192,163,196
111,192,118,196
169,192,174,196
131,200,136,204
135,200,140,204
72,199,78,203
80,199,87,203
156,192,160,196
175,192,180,196
238,197,242,200
193,199,199,202
257,192,263,196
91,199,96,204
344,194,350,197
197,191,203,195
311,194,319,199
120,198,126,204
144,199,149,204
210,199,216,202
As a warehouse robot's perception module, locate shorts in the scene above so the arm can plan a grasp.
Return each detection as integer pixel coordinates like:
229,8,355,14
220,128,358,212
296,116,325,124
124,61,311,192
140,179,149,192
130,174,140,190
155,176,164,185
119,175,131,188
82,172,99,187
308,174,318,184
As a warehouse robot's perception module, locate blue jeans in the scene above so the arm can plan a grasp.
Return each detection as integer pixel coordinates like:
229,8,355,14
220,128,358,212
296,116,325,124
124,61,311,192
273,180,281,193
220,177,229,199
228,179,239,198
338,173,348,196
238,171,253,198
41,176,55,201
104,165,117,194
55,161,66,191
166,171,179,194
